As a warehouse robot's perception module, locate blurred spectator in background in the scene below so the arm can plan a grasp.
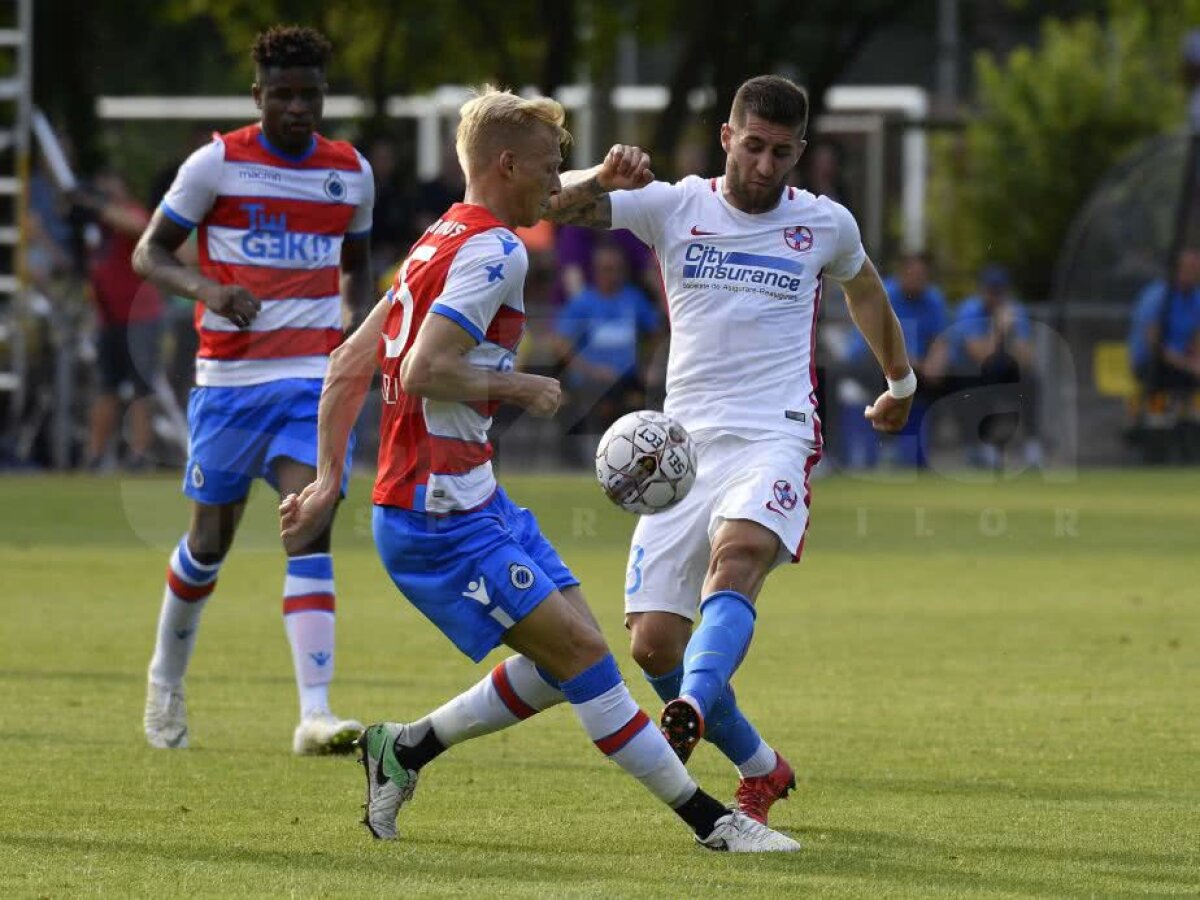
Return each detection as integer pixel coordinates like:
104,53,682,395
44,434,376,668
554,224,660,304
792,138,852,208
29,160,74,274
367,135,416,280
1129,248,1200,391
554,242,663,463
73,170,163,470
950,264,1042,468
837,253,949,468
413,144,465,234
1127,248,1200,461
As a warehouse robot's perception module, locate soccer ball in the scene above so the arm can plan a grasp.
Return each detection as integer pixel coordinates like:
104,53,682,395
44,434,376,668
595,410,696,515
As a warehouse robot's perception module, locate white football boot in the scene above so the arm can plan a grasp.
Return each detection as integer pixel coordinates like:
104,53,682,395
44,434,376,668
357,723,419,840
293,710,365,755
144,680,189,749
696,810,802,852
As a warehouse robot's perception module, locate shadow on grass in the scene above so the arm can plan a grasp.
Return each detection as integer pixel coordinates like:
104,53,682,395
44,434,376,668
6,827,1195,895
0,669,421,690
810,826,1198,890
820,775,1163,803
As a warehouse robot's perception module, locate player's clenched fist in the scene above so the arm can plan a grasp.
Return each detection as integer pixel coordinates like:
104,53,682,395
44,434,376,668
202,283,261,329
279,482,337,555
864,391,913,433
597,144,654,191
516,373,562,418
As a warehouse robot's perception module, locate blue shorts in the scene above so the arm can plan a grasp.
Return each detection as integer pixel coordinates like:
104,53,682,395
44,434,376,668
183,378,353,505
373,487,580,662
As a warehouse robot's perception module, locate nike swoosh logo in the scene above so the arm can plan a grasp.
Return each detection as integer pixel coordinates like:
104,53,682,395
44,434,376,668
765,501,787,516
690,226,718,236
374,747,390,786
686,651,724,667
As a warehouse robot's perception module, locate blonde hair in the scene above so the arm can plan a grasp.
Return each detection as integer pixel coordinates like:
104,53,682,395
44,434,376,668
455,85,572,176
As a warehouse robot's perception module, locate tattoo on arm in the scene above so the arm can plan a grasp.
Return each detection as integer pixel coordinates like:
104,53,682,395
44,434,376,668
544,175,613,228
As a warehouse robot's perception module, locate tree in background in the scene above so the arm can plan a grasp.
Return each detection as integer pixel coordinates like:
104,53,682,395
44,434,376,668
644,0,919,176
928,4,1194,300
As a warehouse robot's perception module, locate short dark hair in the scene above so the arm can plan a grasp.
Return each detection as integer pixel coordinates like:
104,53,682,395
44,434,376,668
251,25,332,72
730,75,809,137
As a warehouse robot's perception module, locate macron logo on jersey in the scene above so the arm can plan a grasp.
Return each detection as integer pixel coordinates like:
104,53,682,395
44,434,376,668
682,242,805,292
240,202,335,263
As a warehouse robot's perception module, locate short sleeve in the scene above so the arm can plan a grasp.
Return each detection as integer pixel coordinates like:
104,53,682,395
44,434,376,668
347,151,374,237
1133,283,1164,328
429,230,527,344
823,200,867,282
160,139,224,230
610,180,683,249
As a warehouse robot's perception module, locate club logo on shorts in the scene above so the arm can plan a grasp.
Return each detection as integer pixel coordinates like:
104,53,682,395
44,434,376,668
783,225,814,253
324,171,347,201
509,564,535,591
773,479,798,510
190,464,205,489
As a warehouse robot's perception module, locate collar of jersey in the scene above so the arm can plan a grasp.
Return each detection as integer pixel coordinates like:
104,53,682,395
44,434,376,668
257,128,318,164
713,176,788,222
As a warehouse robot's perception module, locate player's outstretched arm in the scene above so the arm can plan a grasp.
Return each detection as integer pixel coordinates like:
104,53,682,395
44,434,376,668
544,144,654,229
401,315,561,417
842,257,916,433
280,295,388,553
133,211,261,329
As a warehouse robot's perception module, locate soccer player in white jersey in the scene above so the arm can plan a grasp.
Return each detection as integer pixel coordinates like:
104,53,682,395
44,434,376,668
280,87,798,852
132,26,373,754
545,75,915,824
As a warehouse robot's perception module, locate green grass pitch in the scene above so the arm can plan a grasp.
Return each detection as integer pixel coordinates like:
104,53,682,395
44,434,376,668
1,470,1197,897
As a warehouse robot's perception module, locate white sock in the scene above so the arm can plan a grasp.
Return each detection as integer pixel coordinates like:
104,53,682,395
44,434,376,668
427,655,564,746
736,739,778,779
148,536,221,686
562,655,696,807
283,554,337,719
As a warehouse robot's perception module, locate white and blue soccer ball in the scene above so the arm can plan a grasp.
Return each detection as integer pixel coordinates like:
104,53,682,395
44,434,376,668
595,410,696,515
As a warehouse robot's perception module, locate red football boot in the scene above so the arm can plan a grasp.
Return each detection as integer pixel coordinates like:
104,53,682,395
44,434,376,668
734,752,796,824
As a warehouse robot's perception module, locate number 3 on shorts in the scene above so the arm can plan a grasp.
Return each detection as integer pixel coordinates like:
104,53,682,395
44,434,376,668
625,544,645,596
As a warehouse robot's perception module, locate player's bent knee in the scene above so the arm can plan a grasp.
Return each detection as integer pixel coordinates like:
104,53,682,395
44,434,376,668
628,616,688,676
630,636,683,676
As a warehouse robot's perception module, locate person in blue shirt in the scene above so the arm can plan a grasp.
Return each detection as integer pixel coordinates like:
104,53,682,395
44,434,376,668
1129,248,1200,391
554,242,663,462
838,253,948,467
949,264,1041,467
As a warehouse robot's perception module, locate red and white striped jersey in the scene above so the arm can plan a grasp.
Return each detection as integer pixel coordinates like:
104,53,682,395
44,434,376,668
373,203,527,514
611,176,865,445
160,124,374,387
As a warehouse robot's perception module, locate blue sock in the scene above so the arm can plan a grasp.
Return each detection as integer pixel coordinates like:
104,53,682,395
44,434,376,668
678,590,756,720
646,665,762,767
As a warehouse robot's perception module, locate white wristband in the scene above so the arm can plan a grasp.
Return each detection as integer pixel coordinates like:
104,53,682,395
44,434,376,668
886,369,917,400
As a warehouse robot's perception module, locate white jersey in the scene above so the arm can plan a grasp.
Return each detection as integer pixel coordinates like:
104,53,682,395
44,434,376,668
611,176,865,443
